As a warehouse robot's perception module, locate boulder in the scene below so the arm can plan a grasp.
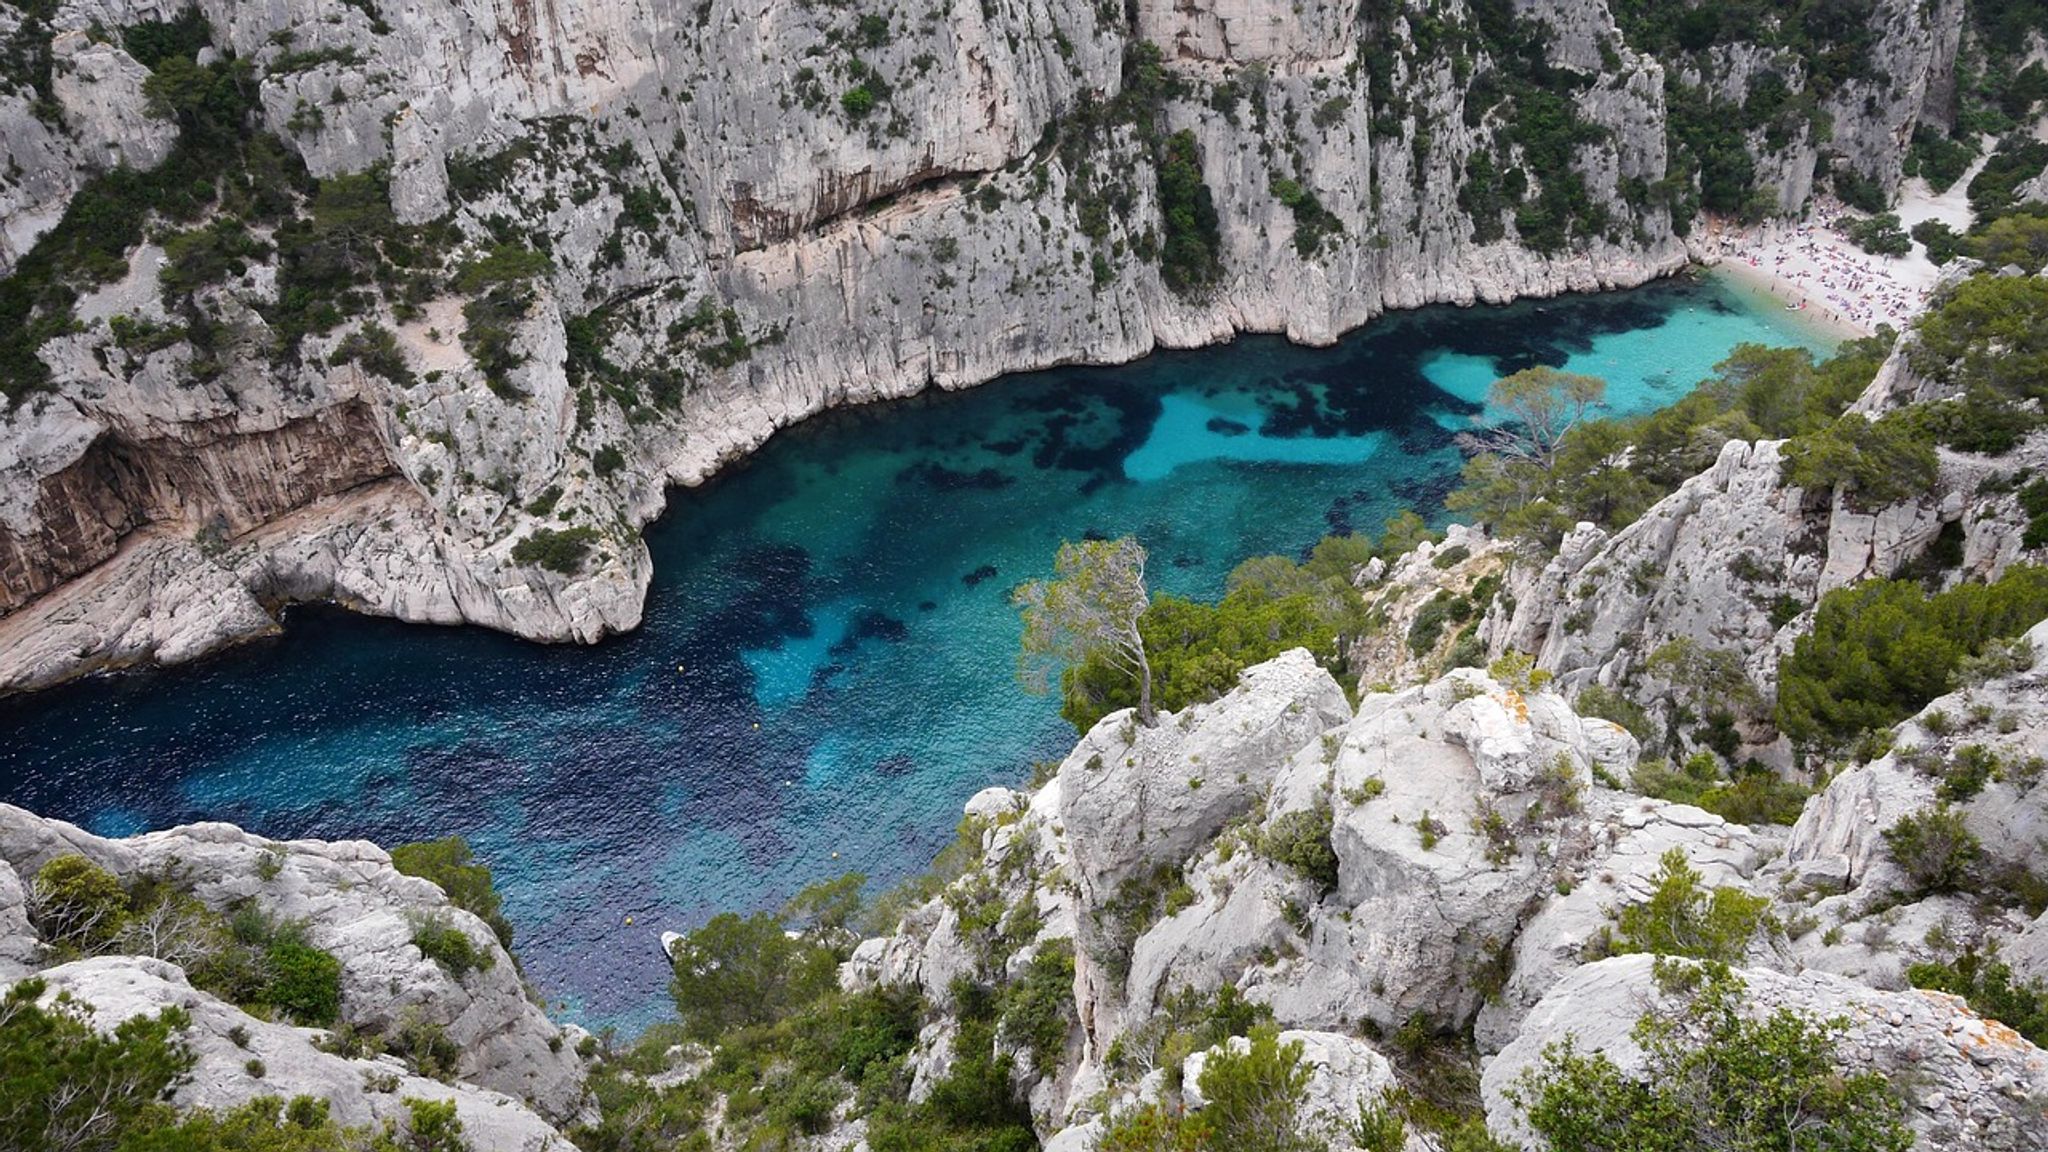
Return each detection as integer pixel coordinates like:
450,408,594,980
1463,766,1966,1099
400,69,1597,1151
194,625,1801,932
1058,648,1350,909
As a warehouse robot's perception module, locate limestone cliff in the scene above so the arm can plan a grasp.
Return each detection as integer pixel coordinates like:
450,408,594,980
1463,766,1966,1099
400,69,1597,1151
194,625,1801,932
0,0,1968,692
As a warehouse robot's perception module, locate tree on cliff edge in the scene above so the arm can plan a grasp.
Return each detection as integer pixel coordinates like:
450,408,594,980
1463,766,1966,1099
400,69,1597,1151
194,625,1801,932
1470,365,1606,469
1015,538,1157,727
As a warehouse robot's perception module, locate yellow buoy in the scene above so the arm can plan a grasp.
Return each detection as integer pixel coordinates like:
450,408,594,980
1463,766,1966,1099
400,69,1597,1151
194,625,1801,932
624,915,634,926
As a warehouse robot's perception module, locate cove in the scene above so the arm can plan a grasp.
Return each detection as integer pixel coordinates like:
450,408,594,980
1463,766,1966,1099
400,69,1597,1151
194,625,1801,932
0,274,1833,1031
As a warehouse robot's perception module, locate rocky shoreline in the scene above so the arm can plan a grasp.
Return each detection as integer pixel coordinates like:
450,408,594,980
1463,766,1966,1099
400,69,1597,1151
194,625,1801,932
0,0,1965,694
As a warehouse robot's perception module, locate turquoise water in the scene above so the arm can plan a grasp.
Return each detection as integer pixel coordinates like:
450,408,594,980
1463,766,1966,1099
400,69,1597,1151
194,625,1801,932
0,275,1828,1030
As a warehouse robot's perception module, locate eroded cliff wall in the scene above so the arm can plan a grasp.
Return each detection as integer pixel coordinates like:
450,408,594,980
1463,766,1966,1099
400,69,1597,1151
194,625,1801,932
0,0,1966,690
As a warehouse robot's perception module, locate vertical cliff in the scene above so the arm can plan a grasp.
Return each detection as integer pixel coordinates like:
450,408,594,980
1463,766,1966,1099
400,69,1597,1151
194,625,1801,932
0,0,1971,691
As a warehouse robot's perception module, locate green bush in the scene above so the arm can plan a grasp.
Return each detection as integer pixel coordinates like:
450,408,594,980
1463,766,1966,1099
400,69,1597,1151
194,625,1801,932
1777,566,2048,750
1969,211,2048,273
1778,412,1938,509
1843,213,1910,256
867,1010,1034,1152
391,836,515,949
1101,1026,1323,1152
0,979,193,1148
2021,479,2048,549
1882,805,1981,897
1611,850,1771,963
411,915,494,978
1257,801,1341,893
1911,272,2048,410
1512,963,1911,1152
264,935,342,1027
329,322,416,386
125,1092,455,1150
1407,591,1470,656
452,243,551,293
1968,137,2048,219
669,912,841,1041
509,526,601,574
1904,125,1978,193
999,939,1076,1075
388,1011,462,1082
1574,684,1653,743
1907,950,2048,1047
1695,770,1811,826
1911,218,1963,264
461,284,533,399
28,854,129,952
1157,129,1222,297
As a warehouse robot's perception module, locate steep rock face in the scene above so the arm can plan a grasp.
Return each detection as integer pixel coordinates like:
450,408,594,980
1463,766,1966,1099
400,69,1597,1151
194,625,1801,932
0,0,1968,693
1491,324,2047,759
1768,616,2048,985
0,804,588,1122
17,957,569,1149
0,400,397,613
1482,953,2048,1152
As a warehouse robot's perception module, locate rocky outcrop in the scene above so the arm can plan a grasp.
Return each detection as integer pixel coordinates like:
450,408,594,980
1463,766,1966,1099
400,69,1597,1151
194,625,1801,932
1766,616,2048,986
1470,794,1770,1052
845,650,1788,1141
0,803,589,1122
1491,331,2048,758
1058,649,1353,902
0,399,398,614
19,956,569,1150
1230,667,1621,1035
832,636,2048,1150
1346,523,1510,691
0,0,1972,693
1483,953,2048,1152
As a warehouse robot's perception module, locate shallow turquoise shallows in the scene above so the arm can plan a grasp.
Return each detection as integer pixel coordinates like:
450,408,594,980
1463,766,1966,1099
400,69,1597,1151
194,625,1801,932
0,274,1832,1030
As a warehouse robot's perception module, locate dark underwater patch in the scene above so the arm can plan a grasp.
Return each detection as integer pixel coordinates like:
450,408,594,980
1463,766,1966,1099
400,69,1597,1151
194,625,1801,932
900,462,1014,491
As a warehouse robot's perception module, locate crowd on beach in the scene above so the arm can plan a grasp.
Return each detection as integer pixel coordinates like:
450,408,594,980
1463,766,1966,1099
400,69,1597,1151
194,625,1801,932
1695,196,1940,335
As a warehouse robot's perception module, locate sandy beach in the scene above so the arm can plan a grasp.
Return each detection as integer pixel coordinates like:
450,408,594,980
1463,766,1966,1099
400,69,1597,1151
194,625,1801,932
1693,151,1990,339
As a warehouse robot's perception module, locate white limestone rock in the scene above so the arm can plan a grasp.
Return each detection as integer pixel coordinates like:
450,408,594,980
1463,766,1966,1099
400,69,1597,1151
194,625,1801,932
17,957,568,1149
1058,648,1351,902
1472,794,1766,1052
0,805,588,1122
1483,954,2048,1152
51,32,180,171
0,857,39,980
1236,670,1613,1033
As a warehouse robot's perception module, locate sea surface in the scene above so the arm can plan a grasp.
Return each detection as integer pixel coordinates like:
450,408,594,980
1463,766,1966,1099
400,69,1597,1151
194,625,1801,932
0,273,1832,1031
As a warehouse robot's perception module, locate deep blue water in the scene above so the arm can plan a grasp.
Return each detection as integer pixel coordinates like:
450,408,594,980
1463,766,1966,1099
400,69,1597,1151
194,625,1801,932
0,274,1830,1030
